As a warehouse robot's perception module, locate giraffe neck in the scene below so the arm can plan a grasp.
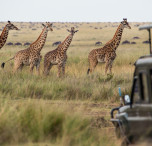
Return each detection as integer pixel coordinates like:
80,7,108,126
0,26,9,49
110,24,124,51
30,27,48,53
58,34,73,53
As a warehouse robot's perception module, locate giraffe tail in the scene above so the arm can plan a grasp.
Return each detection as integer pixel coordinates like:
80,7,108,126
87,68,90,75
1,63,5,68
1,57,14,69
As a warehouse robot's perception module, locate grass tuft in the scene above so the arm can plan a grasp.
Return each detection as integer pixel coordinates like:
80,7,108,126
0,100,117,145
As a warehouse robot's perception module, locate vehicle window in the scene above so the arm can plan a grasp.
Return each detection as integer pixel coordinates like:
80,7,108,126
139,73,149,103
133,78,140,103
150,70,152,100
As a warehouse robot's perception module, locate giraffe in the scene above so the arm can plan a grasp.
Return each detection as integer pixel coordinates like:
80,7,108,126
1,22,53,74
0,21,18,49
87,18,131,75
44,27,78,77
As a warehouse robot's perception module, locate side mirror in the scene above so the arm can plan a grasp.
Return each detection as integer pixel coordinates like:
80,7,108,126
124,95,130,105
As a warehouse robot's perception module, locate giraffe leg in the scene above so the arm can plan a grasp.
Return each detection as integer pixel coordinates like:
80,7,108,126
105,54,111,75
48,64,53,74
19,64,24,71
44,61,53,76
43,68,48,76
89,60,98,73
105,60,114,74
14,61,23,73
107,53,116,74
109,53,116,74
36,55,42,75
62,62,66,76
44,60,49,75
30,63,35,74
105,61,110,75
109,60,114,74
36,63,40,75
36,56,42,75
45,64,53,75
57,64,62,78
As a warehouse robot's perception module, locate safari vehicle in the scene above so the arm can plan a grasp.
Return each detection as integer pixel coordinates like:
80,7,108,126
111,25,152,145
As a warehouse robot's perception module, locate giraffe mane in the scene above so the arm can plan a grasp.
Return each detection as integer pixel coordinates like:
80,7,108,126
104,23,122,45
57,34,72,51
113,24,122,38
0,26,7,38
30,27,46,46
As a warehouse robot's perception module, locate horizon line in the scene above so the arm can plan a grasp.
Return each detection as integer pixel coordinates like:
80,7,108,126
0,21,152,23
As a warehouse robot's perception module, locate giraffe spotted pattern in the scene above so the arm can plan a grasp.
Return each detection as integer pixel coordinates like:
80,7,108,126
87,18,131,75
1,22,53,74
44,27,78,77
0,21,18,49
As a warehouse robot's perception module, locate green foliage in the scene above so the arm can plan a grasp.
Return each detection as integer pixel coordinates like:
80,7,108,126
19,105,40,142
43,113,64,140
0,68,132,102
0,100,116,145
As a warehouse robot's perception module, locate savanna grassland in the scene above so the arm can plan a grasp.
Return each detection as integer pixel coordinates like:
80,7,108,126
0,21,150,146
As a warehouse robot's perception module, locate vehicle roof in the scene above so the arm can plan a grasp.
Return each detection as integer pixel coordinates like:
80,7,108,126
135,55,152,67
139,25,152,30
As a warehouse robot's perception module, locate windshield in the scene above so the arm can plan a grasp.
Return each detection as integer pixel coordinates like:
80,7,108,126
133,72,149,104
139,73,149,103
133,78,140,103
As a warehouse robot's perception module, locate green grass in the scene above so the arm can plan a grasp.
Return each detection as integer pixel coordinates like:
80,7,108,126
0,68,132,102
0,21,150,145
0,99,117,146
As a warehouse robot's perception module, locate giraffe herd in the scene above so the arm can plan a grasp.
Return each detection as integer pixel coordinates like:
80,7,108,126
0,19,131,77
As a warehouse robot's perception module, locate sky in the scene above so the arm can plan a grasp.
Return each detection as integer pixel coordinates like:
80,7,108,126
1,0,152,22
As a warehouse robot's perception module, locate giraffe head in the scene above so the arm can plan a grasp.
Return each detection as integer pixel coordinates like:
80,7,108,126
67,27,79,35
121,18,131,29
42,22,53,31
6,21,19,30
